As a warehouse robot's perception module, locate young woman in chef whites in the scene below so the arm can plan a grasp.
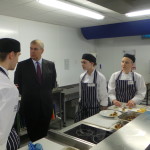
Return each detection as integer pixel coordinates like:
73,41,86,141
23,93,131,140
75,53,108,122
108,54,146,108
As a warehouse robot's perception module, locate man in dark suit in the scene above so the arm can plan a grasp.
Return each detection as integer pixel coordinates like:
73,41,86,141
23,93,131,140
14,40,56,142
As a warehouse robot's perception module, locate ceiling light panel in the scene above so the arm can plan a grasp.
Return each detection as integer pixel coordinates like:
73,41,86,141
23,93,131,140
37,0,105,20
126,9,150,17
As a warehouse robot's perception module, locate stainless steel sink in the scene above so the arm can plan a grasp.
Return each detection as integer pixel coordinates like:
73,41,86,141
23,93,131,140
47,129,94,150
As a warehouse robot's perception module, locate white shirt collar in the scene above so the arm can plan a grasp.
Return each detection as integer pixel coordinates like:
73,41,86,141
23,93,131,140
32,58,42,64
86,69,96,76
122,71,132,75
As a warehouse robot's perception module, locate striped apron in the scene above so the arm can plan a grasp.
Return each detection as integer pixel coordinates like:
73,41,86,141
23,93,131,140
115,71,137,103
75,70,100,122
6,128,20,150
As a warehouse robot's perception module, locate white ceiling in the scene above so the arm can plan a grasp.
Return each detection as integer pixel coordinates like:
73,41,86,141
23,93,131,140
0,0,150,28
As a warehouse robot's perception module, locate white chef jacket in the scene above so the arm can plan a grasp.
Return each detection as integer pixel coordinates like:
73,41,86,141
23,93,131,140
108,71,146,104
79,69,108,106
0,68,19,150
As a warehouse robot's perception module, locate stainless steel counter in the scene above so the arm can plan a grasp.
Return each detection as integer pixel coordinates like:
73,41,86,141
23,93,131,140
48,105,150,150
20,111,150,150
90,111,150,150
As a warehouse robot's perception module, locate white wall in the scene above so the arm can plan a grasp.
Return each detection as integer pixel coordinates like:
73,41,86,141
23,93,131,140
0,15,96,86
95,36,150,83
3,15,149,85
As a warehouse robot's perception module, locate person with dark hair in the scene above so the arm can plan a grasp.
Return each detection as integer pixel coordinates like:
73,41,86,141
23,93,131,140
108,53,146,108
75,53,108,122
14,40,56,142
0,38,21,150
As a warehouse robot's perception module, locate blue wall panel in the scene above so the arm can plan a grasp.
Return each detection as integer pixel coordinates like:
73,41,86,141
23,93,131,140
81,19,150,39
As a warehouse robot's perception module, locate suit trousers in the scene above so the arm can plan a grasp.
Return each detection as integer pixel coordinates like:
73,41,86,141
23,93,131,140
25,117,51,142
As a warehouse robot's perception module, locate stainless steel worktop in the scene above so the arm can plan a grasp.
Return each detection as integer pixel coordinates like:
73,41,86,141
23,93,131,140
48,104,150,150
90,111,150,150
20,111,150,150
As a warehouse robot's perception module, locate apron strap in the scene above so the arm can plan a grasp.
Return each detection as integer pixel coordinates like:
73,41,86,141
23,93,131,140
116,71,122,80
93,70,97,84
132,72,135,81
81,72,87,83
0,67,8,78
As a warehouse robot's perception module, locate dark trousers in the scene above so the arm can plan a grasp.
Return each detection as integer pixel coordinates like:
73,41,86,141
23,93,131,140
25,118,51,142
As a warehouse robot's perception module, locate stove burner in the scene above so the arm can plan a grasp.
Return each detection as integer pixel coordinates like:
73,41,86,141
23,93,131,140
64,124,112,144
92,132,106,143
76,129,93,136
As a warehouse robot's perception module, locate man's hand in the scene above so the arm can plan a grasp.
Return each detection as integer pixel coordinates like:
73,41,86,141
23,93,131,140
112,100,121,107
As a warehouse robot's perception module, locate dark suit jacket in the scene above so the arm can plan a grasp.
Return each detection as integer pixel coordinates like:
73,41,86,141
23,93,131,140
14,58,56,120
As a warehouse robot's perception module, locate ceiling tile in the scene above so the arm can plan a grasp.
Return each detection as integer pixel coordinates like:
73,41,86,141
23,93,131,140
0,0,149,28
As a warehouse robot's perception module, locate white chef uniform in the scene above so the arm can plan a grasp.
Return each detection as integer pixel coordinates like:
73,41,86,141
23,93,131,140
0,66,19,150
108,71,146,104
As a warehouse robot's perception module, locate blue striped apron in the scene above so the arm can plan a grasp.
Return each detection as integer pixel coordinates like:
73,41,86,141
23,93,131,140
115,71,137,103
0,67,20,150
6,128,20,150
75,70,100,122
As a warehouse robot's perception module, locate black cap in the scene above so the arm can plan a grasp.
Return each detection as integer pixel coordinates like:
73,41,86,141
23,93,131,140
82,53,96,64
0,38,20,53
123,53,135,63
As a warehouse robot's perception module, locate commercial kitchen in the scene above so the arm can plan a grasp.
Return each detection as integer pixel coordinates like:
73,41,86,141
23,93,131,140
1,0,150,150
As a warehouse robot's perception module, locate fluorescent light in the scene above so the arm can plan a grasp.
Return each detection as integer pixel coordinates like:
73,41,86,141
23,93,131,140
126,9,150,17
37,0,104,20
0,29,16,34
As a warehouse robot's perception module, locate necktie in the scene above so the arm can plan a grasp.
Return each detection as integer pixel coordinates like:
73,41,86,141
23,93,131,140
36,62,42,84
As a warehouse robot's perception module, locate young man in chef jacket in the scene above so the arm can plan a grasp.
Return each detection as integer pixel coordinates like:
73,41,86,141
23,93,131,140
108,53,146,108
75,53,108,122
0,38,21,150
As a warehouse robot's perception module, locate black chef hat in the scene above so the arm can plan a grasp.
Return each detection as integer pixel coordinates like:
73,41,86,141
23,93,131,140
123,53,135,63
82,53,96,64
0,38,20,53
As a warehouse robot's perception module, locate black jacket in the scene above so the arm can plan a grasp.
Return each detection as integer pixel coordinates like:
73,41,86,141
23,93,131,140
14,58,56,120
